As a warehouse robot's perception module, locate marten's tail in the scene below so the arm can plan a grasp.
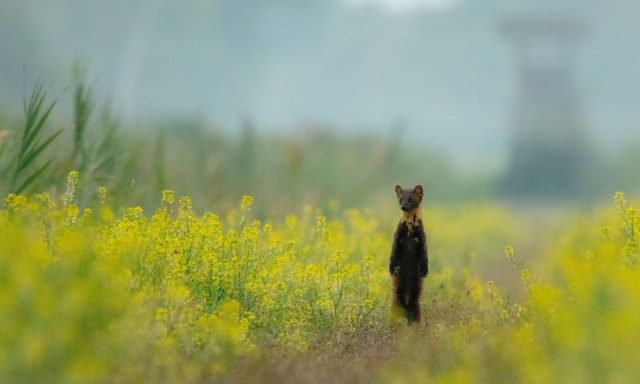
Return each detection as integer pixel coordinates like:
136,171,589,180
405,302,421,323
392,275,423,323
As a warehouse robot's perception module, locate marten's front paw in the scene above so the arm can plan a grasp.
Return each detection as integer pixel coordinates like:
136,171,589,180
420,268,428,278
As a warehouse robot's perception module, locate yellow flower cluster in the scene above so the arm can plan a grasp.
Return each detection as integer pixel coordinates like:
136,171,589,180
382,193,640,382
0,188,407,382
5,180,639,383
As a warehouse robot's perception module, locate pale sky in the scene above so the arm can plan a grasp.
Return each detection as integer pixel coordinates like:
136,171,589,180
344,0,455,13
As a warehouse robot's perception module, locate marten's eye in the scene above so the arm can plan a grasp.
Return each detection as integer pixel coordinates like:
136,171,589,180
409,198,414,203
398,198,403,204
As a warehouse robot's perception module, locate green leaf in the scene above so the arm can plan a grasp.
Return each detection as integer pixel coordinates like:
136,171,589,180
17,129,62,174
14,157,55,195
25,100,57,154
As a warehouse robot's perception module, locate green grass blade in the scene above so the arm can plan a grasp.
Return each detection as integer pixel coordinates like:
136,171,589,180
73,82,93,151
22,82,47,154
0,139,9,180
90,156,114,176
16,129,62,174
14,157,55,195
23,81,43,122
25,101,57,153
12,81,60,193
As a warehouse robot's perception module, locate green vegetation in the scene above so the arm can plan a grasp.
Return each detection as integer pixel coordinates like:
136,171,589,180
5,81,61,195
0,80,498,217
2,81,640,383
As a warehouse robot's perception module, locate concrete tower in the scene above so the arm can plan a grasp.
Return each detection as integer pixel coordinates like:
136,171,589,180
501,16,589,197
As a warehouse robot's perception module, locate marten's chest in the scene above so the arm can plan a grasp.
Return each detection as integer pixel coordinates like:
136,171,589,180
396,220,423,248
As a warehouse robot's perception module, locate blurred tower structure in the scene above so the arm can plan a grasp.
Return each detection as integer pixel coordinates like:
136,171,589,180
501,16,589,197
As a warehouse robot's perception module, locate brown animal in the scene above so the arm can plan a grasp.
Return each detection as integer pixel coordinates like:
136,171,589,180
389,185,428,323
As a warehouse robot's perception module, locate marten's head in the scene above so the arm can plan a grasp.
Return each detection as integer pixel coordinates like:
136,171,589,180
395,185,423,213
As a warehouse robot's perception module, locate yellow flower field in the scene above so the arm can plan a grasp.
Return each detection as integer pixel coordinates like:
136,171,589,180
1,180,640,383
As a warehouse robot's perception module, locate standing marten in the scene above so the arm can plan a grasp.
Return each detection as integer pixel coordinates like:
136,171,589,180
389,185,428,323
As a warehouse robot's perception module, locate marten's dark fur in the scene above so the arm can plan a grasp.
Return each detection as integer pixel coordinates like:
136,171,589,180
389,185,428,323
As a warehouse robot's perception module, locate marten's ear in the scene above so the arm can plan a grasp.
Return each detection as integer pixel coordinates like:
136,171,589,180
413,185,424,199
395,185,403,198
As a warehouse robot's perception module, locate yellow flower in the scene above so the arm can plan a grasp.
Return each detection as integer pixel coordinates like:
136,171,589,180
179,196,192,213
5,194,27,209
66,204,80,224
162,189,175,205
62,171,80,207
505,246,515,262
243,226,259,241
330,250,345,265
97,186,107,205
316,216,327,234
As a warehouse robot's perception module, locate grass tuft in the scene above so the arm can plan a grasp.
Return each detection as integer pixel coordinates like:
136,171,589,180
11,81,61,195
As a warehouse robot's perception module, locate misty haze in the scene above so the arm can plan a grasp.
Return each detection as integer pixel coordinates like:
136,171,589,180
3,1,640,170
2,0,640,206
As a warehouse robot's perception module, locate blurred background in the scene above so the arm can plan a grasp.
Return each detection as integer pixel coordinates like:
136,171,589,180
1,0,640,215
